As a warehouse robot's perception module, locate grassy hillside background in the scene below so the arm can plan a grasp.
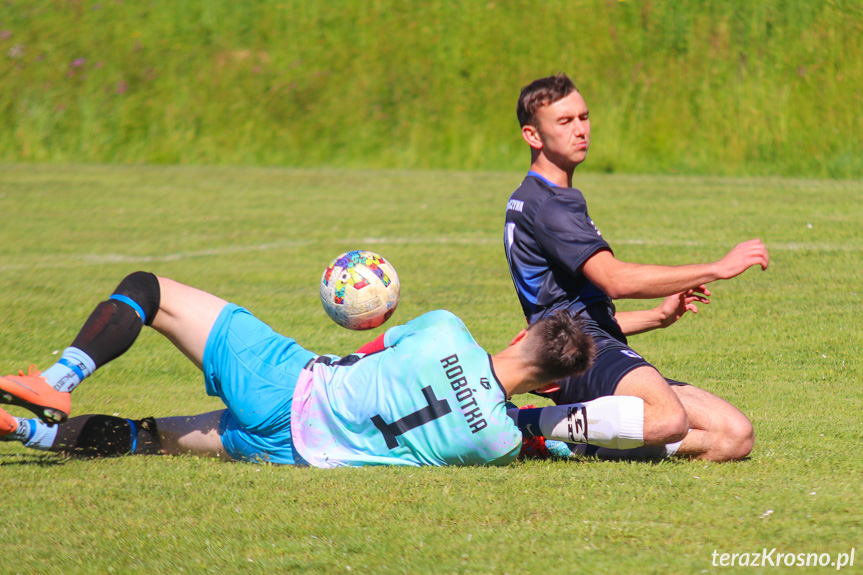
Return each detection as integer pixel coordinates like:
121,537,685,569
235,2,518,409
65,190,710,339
1,0,861,177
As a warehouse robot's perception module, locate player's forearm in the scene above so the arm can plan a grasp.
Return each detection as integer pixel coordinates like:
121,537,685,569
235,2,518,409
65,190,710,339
614,309,665,336
593,260,720,300
584,241,768,300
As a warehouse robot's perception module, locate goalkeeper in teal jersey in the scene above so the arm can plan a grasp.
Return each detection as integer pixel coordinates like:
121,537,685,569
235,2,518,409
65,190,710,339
1,272,595,467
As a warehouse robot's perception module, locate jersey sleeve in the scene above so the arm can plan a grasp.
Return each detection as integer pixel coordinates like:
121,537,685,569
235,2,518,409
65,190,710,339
355,332,387,354
486,442,522,466
534,196,611,272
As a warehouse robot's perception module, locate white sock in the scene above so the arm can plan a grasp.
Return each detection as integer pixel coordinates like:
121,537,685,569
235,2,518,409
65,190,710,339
508,396,645,450
40,347,96,393
663,435,685,456
574,432,687,460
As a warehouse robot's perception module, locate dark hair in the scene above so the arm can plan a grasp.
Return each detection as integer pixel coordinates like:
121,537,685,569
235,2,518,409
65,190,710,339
516,73,579,127
522,312,594,383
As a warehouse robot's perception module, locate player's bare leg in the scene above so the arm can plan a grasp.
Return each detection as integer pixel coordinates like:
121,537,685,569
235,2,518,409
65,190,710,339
155,410,231,460
150,277,229,369
614,366,752,461
614,365,689,446
670,385,753,461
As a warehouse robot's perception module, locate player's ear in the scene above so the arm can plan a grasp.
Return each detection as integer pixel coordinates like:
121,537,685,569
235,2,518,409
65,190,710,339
508,328,528,347
521,124,542,150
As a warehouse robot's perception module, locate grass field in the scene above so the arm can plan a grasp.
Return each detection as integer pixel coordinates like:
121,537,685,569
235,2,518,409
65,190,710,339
0,165,861,573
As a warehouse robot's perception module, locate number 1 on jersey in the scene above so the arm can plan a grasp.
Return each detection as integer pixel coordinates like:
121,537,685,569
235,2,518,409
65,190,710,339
371,386,452,449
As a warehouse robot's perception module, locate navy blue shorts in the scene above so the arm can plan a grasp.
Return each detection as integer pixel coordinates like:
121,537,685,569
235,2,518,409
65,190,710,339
538,319,688,405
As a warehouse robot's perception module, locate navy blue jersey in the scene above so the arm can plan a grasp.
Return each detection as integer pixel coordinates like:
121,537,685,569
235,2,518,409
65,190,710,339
504,173,616,327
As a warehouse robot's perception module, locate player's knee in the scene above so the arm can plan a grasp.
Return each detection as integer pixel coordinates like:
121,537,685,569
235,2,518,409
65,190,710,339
112,271,161,326
700,410,753,462
721,413,754,461
655,407,690,445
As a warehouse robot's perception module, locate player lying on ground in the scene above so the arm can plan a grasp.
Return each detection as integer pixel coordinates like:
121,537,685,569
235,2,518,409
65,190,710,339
504,73,770,461
1,272,646,466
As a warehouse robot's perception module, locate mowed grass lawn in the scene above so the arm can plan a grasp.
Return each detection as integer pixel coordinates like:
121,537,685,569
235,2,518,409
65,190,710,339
0,165,860,574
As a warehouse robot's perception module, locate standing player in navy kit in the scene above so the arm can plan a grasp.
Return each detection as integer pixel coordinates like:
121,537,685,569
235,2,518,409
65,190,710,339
505,74,770,461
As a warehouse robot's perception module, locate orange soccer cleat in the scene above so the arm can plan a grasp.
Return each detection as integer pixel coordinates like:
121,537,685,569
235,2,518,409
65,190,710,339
0,366,70,424
0,406,17,435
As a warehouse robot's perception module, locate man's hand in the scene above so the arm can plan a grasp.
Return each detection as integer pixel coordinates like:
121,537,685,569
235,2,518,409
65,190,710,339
714,239,770,280
656,285,711,329
616,285,710,336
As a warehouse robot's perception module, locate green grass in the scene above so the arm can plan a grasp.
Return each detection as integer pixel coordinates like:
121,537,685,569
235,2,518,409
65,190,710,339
1,165,861,573
1,1,861,177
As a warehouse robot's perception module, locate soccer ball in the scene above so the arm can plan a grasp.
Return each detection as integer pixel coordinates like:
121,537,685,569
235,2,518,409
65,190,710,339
320,250,400,330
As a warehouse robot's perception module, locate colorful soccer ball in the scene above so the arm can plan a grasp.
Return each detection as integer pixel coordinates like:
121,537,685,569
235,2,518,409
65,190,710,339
320,250,400,330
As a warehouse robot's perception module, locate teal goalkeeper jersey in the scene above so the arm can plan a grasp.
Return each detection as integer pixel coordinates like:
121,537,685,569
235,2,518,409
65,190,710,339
290,310,522,467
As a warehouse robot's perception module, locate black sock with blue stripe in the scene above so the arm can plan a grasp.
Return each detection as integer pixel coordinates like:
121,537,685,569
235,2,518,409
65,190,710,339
41,272,160,392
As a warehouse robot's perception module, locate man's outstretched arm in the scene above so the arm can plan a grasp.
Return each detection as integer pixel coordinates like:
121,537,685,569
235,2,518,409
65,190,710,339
582,239,769,300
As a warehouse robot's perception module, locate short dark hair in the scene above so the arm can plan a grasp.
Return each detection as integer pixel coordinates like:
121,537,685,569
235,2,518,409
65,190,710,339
516,73,579,127
522,312,594,383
